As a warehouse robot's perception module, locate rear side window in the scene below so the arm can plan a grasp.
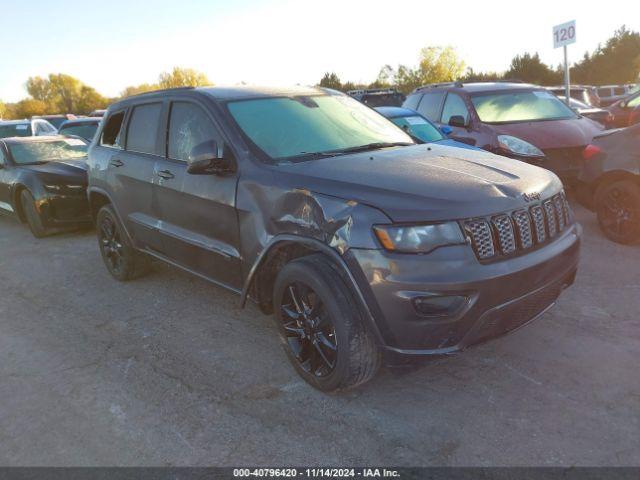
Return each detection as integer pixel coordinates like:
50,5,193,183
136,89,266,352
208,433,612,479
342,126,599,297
168,102,220,161
101,111,125,148
441,93,470,125
403,93,422,111
126,103,162,155
416,91,445,121
598,88,611,97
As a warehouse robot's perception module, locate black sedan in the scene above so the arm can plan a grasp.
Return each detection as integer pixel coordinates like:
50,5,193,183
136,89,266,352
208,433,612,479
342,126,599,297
577,124,640,244
0,136,92,237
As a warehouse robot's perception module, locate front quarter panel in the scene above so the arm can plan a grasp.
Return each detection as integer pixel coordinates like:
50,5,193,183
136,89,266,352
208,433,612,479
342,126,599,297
236,167,391,280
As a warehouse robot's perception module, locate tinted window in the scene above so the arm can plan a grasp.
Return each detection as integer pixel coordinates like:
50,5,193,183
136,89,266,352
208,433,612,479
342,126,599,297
168,102,220,161
416,91,445,121
46,118,67,129
441,93,470,125
126,103,162,155
390,115,444,143
60,124,99,142
101,111,125,148
403,93,422,111
0,124,31,138
598,88,610,97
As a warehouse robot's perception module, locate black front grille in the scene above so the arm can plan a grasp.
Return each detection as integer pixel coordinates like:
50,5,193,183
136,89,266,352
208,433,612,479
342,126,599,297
463,192,572,262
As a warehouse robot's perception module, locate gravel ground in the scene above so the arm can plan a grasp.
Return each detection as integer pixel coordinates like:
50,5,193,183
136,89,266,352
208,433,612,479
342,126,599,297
0,201,638,466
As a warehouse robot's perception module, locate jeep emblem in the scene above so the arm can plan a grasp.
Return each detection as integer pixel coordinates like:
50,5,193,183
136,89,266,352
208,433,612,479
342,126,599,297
523,192,541,202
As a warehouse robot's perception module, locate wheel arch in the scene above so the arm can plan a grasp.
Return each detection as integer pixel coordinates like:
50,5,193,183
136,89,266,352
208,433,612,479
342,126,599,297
241,234,384,345
593,170,640,198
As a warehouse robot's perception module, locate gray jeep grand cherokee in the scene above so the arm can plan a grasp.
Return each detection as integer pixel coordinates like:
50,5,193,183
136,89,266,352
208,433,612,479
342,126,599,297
87,86,581,392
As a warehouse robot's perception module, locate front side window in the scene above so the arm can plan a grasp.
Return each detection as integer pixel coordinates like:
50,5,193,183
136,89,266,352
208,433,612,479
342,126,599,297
0,124,32,139
126,103,162,155
441,93,470,125
403,93,422,111
598,88,611,97
416,91,445,121
168,102,220,161
101,111,125,148
227,94,412,162
390,115,444,143
8,138,88,165
471,90,578,123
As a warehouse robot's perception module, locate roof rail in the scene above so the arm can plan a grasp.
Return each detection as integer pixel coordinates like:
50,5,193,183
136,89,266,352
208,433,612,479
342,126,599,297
125,86,198,99
414,81,463,92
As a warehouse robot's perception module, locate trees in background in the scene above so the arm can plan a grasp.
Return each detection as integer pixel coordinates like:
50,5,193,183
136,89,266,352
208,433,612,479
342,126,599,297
25,74,108,115
572,26,640,85
319,26,639,94
2,67,212,120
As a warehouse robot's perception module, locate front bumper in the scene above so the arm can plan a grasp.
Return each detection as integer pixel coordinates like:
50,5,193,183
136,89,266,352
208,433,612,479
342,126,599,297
36,193,92,227
346,223,581,362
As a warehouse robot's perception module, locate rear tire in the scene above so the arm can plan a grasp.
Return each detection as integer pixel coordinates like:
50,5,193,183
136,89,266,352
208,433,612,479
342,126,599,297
96,204,151,281
273,254,381,392
595,179,640,244
20,190,48,238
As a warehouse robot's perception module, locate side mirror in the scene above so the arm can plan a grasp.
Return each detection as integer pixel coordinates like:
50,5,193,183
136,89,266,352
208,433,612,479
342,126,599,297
187,140,233,175
440,126,453,136
448,115,468,128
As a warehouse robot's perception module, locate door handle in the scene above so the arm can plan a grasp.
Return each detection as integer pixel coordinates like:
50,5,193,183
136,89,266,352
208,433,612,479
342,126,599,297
156,169,175,180
110,159,124,167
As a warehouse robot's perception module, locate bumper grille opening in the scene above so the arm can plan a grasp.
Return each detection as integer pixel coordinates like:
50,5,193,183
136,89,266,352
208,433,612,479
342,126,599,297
463,193,572,262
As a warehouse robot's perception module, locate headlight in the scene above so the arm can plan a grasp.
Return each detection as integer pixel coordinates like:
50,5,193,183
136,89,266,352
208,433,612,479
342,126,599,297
497,135,544,158
373,222,466,253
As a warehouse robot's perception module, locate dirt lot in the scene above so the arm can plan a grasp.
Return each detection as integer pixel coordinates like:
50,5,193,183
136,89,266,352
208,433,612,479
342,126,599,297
0,201,638,466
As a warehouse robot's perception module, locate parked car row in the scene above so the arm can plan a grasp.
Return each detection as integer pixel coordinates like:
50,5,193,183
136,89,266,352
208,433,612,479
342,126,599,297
0,83,636,392
0,85,584,392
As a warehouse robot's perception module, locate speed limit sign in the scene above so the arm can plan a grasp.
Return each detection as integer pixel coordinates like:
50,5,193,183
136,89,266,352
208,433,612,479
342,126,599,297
553,20,576,49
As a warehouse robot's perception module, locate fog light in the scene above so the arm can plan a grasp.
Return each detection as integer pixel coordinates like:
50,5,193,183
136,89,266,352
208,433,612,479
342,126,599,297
412,295,468,317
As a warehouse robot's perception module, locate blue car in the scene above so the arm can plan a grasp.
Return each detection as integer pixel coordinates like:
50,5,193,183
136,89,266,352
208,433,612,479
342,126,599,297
375,106,479,150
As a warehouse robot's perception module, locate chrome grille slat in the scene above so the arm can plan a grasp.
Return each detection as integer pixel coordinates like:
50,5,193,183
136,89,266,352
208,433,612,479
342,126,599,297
464,220,495,259
492,215,516,255
463,193,573,262
543,200,558,238
530,205,546,243
553,195,566,231
512,210,533,249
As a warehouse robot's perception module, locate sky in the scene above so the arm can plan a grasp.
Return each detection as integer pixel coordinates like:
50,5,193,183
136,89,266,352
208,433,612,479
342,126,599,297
1,0,637,102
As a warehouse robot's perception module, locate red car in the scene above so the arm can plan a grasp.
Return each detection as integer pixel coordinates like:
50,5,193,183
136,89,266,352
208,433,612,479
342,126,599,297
607,90,640,128
404,82,604,184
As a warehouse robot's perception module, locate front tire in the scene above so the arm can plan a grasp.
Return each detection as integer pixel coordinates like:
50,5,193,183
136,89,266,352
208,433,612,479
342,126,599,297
273,254,381,392
595,179,640,244
96,204,151,281
20,190,48,238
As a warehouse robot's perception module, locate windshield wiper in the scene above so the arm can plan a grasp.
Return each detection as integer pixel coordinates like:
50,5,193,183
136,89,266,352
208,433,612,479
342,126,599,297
322,142,413,156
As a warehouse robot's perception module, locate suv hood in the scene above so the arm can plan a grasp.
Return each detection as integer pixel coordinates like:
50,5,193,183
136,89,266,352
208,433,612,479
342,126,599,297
278,144,562,222
493,117,603,149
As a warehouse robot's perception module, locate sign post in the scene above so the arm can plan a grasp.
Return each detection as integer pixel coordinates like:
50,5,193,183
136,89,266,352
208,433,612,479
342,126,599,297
553,20,576,106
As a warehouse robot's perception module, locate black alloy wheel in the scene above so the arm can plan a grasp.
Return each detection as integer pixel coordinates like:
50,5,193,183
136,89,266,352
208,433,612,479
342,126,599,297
596,180,640,244
99,213,125,277
96,204,151,281
273,254,380,392
280,281,338,378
